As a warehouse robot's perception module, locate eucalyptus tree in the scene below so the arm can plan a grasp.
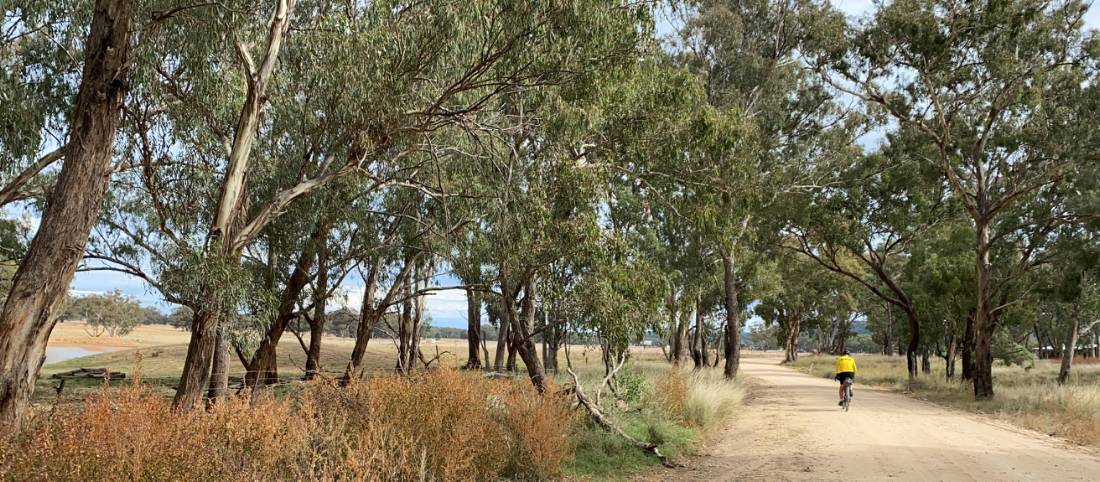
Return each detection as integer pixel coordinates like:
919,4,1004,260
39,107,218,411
0,0,133,430
813,0,1096,399
676,0,842,379
904,221,976,379
784,132,947,386
449,225,491,370
1032,235,1100,384
81,0,650,406
755,253,853,362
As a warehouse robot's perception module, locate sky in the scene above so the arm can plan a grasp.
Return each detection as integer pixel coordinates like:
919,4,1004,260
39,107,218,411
28,1,1100,328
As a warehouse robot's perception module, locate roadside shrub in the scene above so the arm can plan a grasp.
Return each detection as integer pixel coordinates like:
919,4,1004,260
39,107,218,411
614,365,649,404
651,367,688,420
490,380,575,479
0,370,574,481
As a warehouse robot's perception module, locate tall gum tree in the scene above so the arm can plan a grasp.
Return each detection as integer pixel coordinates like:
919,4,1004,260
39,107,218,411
812,0,1094,398
0,0,133,430
783,132,948,388
676,0,844,379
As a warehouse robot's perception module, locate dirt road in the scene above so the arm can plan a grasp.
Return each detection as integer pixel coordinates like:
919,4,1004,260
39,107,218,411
640,352,1100,481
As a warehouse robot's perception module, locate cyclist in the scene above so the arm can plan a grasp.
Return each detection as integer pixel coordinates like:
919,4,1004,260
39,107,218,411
835,351,857,406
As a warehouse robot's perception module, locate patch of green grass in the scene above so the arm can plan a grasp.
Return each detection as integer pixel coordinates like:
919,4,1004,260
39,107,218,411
565,359,743,480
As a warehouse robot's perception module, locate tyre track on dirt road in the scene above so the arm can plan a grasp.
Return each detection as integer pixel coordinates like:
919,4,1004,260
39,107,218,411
638,352,1100,481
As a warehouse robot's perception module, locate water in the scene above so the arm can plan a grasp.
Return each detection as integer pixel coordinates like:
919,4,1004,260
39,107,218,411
44,346,107,365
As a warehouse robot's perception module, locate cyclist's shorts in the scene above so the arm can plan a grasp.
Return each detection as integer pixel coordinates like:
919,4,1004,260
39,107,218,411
836,372,855,384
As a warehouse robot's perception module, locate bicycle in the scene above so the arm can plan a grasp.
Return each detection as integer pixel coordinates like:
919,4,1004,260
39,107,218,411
841,378,854,412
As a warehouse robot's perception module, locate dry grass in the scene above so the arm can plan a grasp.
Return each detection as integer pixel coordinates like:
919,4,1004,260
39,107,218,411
682,369,746,434
48,321,193,349
651,366,745,434
788,354,1100,446
1,370,574,481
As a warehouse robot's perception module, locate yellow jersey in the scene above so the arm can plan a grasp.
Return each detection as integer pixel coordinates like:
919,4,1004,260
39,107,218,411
835,355,856,374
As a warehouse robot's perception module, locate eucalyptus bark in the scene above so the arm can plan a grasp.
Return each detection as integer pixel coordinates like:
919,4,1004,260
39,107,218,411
0,0,132,430
207,324,230,403
342,269,379,383
305,238,329,380
945,334,957,380
903,306,920,388
504,266,545,392
397,277,414,373
464,288,482,369
1058,317,1081,386
493,300,512,372
721,252,741,379
783,311,800,363
674,307,689,365
691,299,705,369
972,219,995,399
961,312,975,380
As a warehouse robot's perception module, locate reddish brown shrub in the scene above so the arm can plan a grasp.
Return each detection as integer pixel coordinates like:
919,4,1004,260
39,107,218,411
0,370,574,481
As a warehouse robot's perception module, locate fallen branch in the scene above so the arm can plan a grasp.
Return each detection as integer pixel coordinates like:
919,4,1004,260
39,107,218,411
595,351,627,407
565,367,671,467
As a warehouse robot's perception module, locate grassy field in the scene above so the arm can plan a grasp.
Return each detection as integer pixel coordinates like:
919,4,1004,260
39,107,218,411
788,353,1100,447
40,322,663,405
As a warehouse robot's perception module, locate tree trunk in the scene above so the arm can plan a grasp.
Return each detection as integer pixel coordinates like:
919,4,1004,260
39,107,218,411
945,335,957,380
972,219,995,399
0,0,132,430
701,318,711,366
1058,317,1080,386
1093,327,1099,359
207,323,230,403
464,288,482,369
174,309,219,410
542,310,560,374
903,308,920,389
882,304,894,356
721,252,740,380
713,323,723,368
546,329,560,374
397,276,413,373
493,302,512,372
342,262,380,384
691,299,704,369
304,315,324,379
407,271,424,372
506,327,518,372
505,266,545,392
341,254,417,383
304,233,329,380
784,311,800,363
245,230,320,387
668,305,686,365
921,350,931,375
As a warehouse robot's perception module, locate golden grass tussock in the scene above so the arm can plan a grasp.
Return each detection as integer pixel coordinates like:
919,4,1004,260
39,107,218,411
789,354,1100,447
0,369,574,481
651,366,745,432
682,369,746,433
